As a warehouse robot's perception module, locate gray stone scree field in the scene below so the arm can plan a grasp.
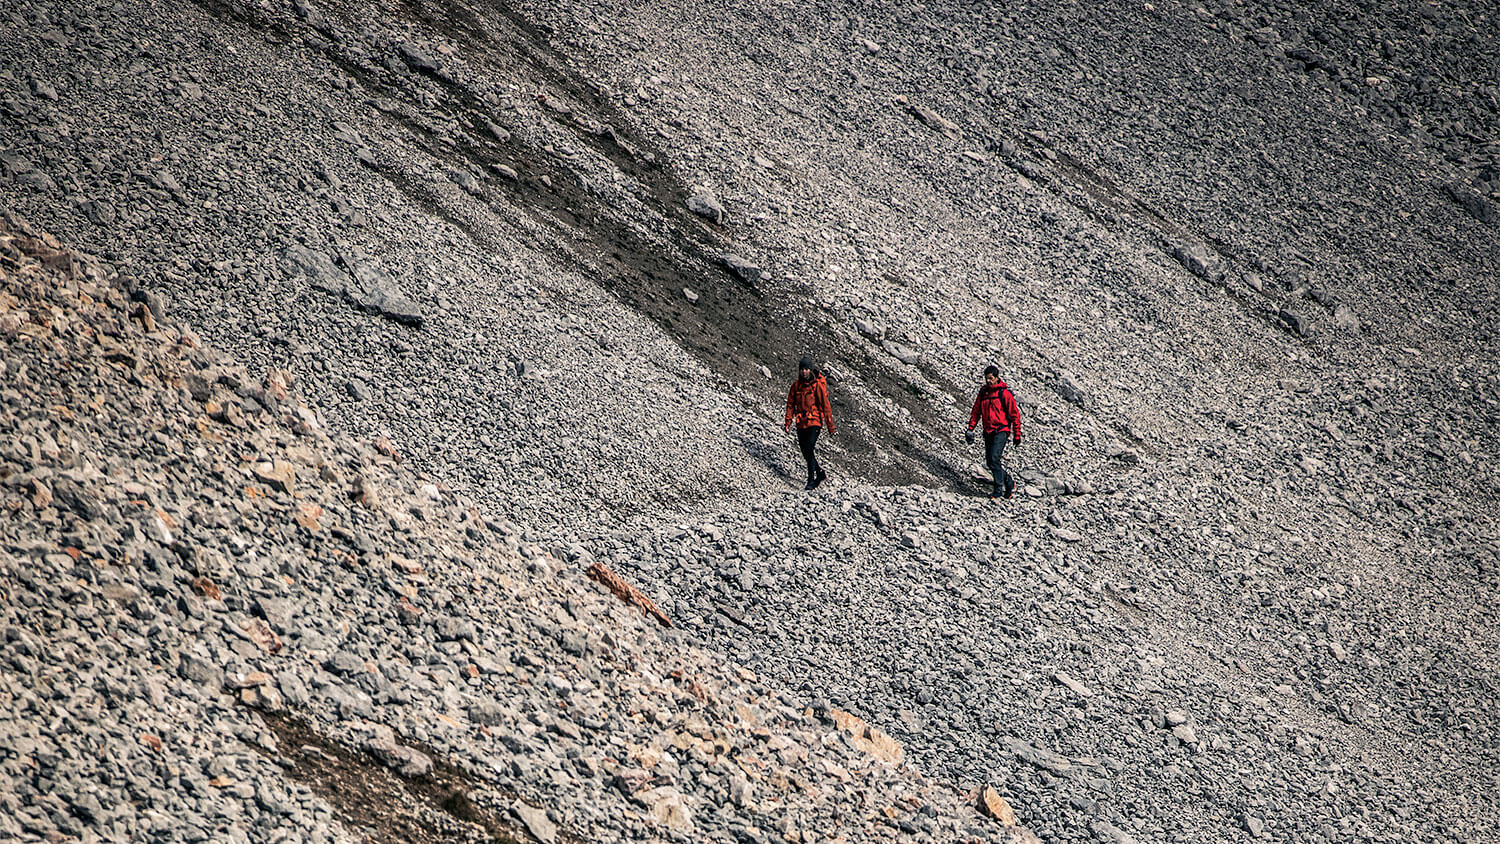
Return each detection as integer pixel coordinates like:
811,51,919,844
2,0,1498,842
1,215,1034,844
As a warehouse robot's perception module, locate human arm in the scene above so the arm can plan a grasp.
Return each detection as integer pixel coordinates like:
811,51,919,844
816,381,834,436
1004,387,1022,444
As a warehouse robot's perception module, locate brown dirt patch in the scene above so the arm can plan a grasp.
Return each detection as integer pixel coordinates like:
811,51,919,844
252,709,571,844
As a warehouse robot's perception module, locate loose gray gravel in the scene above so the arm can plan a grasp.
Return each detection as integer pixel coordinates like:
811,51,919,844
2,0,1497,842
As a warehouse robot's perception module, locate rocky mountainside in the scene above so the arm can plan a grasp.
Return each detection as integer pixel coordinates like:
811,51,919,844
2,0,1497,842
1,215,1037,843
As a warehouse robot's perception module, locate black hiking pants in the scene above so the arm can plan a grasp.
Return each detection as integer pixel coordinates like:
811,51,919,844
984,431,1013,496
797,426,822,481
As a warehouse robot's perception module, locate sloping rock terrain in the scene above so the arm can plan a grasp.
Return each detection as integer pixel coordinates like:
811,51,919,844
2,0,1498,842
1,215,1033,843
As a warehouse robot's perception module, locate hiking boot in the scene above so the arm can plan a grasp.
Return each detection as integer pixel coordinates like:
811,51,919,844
809,470,827,490
1003,477,1016,499
804,477,816,490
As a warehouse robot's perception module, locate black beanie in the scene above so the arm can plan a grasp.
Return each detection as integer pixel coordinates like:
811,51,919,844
799,355,816,373
984,364,1000,377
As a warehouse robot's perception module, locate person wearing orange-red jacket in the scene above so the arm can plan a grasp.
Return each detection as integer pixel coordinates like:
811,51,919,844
967,364,1022,499
784,355,835,490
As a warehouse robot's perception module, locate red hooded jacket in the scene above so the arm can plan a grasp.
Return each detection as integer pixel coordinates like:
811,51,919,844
969,380,1021,440
785,374,835,434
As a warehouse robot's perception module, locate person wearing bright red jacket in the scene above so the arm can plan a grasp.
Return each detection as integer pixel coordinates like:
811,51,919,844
967,364,1022,499
784,355,835,490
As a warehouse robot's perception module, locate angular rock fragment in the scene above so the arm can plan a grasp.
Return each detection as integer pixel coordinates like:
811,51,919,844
717,253,761,285
226,671,274,691
1054,671,1091,697
1242,813,1266,838
29,78,59,101
240,683,284,711
182,371,213,402
1050,525,1082,542
907,103,961,138
323,650,364,675
1443,180,1497,225
291,0,327,29
98,583,142,604
638,787,693,831
484,120,511,143
589,562,672,628
832,709,904,764
1285,46,1338,75
365,737,433,779
432,615,476,641
1003,737,1071,774
512,800,558,843
397,42,441,74
243,618,283,654
881,339,920,365
81,200,116,226
449,168,482,196
1170,238,1224,281
178,653,224,694
50,478,101,519
468,702,506,726
281,244,347,294
1277,308,1309,337
686,191,725,224
1050,371,1086,406
253,460,296,493
345,260,424,327
979,786,1018,825
1093,820,1142,844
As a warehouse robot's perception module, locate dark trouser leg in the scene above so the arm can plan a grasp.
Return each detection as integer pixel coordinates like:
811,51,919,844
797,426,821,480
984,431,1011,495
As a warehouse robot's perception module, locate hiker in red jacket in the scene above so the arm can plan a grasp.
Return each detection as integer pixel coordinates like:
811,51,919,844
784,355,835,490
967,365,1022,499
